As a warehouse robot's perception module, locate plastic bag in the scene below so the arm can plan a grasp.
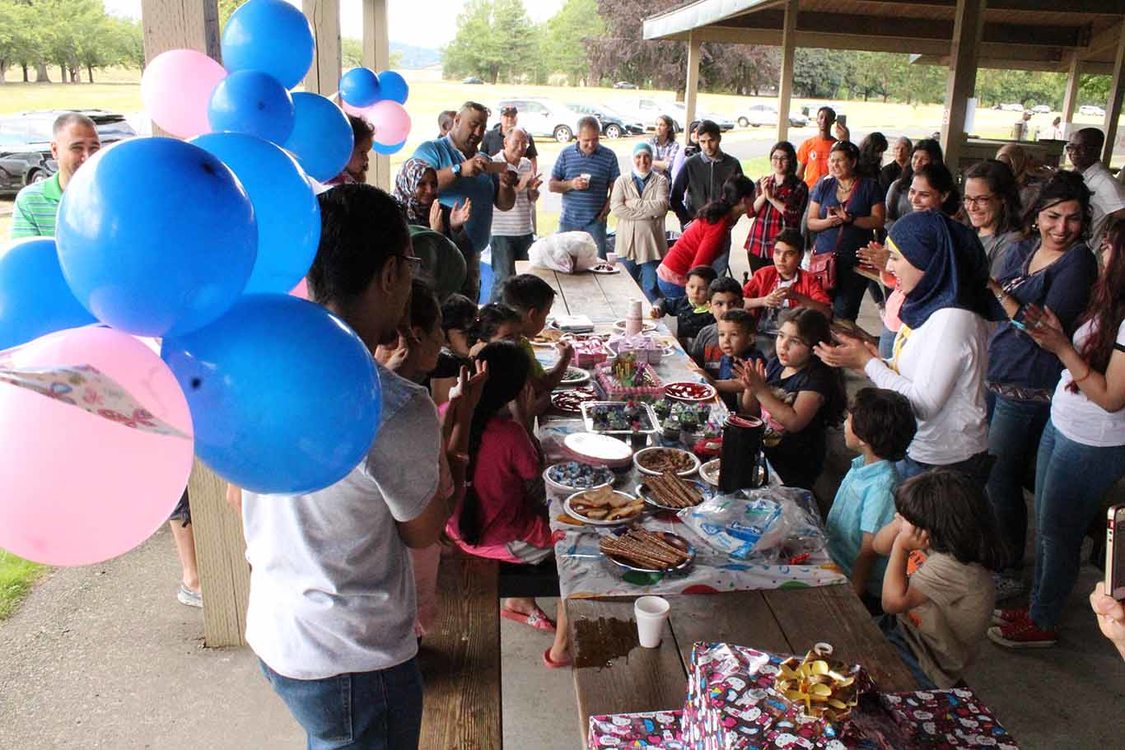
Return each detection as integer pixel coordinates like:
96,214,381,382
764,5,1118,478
528,231,599,273
678,486,826,561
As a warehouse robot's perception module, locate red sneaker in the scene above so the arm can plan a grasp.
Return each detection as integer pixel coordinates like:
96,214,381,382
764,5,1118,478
987,617,1058,649
990,607,1028,627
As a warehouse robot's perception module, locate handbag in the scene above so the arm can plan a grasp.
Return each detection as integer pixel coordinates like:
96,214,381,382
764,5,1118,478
807,182,855,292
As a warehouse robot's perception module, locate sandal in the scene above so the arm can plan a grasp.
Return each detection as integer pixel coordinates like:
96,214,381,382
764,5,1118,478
542,647,572,669
501,605,557,632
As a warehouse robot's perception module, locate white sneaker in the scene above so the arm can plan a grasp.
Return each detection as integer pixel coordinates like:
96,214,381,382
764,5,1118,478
177,583,202,608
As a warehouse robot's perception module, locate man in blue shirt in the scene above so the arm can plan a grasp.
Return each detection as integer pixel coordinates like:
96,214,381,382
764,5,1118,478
549,116,621,258
412,101,516,299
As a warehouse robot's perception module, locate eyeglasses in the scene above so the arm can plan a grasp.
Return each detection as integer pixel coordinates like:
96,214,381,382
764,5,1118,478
771,154,790,161
396,254,423,273
963,194,995,207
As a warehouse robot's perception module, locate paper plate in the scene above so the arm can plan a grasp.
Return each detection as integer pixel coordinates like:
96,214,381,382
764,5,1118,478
664,381,718,403
563,432,633,468
588,263,620,275
564,490,643,526
633,446,701,477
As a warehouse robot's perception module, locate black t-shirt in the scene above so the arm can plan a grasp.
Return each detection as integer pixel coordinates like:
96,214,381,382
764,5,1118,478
761,358,834,488
423,349,472,393
481,124,538,159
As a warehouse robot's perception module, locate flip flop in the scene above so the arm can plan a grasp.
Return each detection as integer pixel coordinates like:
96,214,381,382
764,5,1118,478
542,647,572,669
500,606,557,632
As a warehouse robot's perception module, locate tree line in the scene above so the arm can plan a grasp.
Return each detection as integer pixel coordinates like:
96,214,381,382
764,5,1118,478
444,0,1110,109
0,0,143,84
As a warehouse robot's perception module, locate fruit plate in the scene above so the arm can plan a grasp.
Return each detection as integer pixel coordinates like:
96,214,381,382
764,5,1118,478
559,367,592,386
580,401,659,435
564,489,644,526
587,262,620,275
635,478,713,511
543,461,615,494
600,528,696,573
550,387,599,414
664,381,718,403
633,446,701,477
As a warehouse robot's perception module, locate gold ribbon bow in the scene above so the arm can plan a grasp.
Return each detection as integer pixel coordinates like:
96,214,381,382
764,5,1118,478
773,643,859,724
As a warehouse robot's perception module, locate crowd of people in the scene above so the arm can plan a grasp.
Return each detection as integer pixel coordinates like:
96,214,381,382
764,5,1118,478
9,105,1125,748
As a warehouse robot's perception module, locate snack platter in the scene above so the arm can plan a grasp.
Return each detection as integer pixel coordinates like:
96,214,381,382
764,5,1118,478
580,400,659,435
564,486,644,525
587,262,620,274
599,527,695,573
634,446,701,477
543,461,615,492
550,386,599,414
663,381,717,403
636,472,711,510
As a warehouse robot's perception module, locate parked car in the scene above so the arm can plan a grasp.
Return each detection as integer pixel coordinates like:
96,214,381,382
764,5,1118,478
1078,104,1106,117
617,98,734,132
494,97,586,142
1030,104,1052,114
994,102,1025,112
612,81,638,90
0,110,135,194
738,103,808,128
462,76,484,85
0,149,54,195
565,103,644,139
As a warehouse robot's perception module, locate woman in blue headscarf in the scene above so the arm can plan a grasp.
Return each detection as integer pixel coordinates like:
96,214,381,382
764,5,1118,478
814,210,1004,483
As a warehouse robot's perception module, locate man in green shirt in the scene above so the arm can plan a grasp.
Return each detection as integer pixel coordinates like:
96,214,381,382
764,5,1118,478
10,113,101,238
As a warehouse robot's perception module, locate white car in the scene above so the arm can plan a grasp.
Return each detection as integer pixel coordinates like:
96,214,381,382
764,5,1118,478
617,98,735,133
738,103,808,128
493,97,586,142
1078,104,1106,117
1030,105,1051,114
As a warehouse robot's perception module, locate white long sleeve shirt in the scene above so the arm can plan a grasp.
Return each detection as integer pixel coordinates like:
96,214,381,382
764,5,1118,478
864,307,992,465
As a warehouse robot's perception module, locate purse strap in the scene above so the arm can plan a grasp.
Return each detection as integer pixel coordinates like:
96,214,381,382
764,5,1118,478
829,179,858,256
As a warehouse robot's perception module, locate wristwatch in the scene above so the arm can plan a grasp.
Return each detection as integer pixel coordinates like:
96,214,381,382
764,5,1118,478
452,163,462,177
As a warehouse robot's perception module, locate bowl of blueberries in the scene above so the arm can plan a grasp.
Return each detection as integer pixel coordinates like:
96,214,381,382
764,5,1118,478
544,461,616,495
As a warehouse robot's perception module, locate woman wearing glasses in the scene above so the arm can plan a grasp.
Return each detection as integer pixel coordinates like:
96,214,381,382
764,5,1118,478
963,160,1026,276
745,141,809,272
983,172,1098,601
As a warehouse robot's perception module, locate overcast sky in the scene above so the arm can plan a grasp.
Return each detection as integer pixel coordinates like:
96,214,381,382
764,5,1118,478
103,0,565,49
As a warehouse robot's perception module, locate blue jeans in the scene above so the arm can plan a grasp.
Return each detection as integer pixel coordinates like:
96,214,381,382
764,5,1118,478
897,451,993,488
657,277,685,301
488,234,533,301
260,658,423,750
560,218,608,258
876,614,937,689
831,262,868,322
986,394,1050,571
619,258,660,303
1030,420,1125,630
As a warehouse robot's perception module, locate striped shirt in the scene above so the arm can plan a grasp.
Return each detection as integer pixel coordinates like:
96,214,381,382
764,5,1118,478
11,174,63,238
490,154,534,237
551,144,620,227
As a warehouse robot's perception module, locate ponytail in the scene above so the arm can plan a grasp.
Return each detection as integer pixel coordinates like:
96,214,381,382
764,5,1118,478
697,174,755,224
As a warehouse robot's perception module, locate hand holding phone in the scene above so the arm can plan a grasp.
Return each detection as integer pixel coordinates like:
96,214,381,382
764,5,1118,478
1107,504,1125,601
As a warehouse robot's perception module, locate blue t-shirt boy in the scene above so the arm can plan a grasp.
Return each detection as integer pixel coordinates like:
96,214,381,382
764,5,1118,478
826,456,899,597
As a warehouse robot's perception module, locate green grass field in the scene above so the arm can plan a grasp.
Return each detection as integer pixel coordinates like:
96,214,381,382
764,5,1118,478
0,551,46,621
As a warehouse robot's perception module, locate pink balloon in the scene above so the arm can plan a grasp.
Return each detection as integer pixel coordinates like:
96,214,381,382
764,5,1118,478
0,326,194,566
289,278,309,300
141,49,227,139
367,101,412,146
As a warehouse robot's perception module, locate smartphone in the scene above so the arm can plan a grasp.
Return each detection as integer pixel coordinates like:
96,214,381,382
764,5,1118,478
1107,504,1125,600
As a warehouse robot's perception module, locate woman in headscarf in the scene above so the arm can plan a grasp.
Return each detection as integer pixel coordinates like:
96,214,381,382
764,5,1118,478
814,210,1005,485
610,142,670,302
393,157,474,295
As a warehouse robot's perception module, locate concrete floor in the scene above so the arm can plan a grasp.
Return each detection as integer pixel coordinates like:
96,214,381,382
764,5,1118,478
1,248,1122,749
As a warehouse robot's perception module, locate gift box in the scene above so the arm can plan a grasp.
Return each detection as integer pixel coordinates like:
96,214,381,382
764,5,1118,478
573,337,611,368
682,642,873,750
879,688,1019,749
588,709,688,749
608,333,664,365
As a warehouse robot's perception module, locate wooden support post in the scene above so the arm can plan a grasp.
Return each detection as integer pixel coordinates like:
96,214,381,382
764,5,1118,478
776,0,798,144
939,0,985,172
683,32,701,147
1102,21,1125,166
362,0,391,191
1061,53,1082,128
302,0,341,96
140,0,250,648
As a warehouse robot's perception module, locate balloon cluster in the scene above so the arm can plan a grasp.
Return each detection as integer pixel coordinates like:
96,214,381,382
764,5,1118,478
0,0,390,566
339,68,413,155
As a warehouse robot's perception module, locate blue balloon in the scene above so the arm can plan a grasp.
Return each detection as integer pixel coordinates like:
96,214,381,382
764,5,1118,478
161,295,381,494
372,139,405,155
221,0,314,90
56,138,257,337
377,70,409,104
191,133,320,294
284,92,354,183
208,70,295,144
0,237,98,350
339,68,382,108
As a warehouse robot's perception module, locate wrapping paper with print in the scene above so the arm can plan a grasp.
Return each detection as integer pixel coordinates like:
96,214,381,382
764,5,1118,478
878,688,1020,749
681,642,874,750
588,710,688,749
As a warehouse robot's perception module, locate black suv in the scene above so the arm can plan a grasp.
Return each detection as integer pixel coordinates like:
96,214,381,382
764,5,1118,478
0,110,136,194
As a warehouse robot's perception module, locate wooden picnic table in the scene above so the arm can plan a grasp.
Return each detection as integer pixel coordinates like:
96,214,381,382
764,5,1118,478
516,260,918,744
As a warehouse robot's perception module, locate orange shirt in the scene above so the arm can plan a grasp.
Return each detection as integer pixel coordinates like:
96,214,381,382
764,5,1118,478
797,135,837,189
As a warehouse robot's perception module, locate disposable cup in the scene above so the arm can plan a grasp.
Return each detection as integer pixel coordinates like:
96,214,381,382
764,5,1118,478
606,252,619,265
634,595,670,648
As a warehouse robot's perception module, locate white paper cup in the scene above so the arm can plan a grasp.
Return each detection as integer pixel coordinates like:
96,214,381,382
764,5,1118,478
634,595,670,648
606,252,619,265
